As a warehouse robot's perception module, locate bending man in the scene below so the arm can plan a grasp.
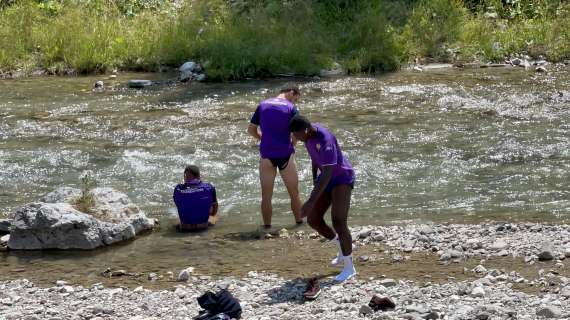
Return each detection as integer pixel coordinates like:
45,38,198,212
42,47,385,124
247,83,303,229
289,115,356,281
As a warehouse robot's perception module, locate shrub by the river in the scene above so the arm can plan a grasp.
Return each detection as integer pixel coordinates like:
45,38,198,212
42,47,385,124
0,0,569,79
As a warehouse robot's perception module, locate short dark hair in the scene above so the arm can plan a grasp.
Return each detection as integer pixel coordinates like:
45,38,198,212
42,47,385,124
280,83,300,95
184,165,200,178
289,115,311,132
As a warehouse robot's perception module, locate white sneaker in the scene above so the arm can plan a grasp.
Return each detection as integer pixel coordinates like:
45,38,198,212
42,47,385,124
334,255,357,282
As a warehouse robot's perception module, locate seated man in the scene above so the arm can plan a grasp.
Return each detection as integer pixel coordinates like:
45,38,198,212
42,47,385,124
173,165,218,231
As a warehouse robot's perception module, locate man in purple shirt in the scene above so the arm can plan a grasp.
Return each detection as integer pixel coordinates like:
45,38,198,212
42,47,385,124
247,84,303,229
173,165,218,232
289,115,356,282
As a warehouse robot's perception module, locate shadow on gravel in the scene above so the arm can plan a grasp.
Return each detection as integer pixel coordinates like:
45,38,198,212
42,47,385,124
264,274,337,305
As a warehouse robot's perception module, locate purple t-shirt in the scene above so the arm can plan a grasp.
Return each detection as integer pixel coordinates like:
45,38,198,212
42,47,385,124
250,97,298,159
305,124,355,184
173,179,217,225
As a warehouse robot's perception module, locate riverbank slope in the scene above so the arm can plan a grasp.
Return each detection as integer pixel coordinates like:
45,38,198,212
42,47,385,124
1,0,569,80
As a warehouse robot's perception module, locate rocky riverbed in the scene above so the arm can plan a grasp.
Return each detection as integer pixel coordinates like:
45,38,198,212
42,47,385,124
1,269,569,320
1,222,570,319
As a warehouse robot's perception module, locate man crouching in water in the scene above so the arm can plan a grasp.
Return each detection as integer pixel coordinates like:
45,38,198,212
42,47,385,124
289,115,356,282
173,165,218,231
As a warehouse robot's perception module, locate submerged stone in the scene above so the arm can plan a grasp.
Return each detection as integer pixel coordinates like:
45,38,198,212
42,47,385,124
128,80,152,88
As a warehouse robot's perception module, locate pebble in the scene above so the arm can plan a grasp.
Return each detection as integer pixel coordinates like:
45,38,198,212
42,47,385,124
471,286,486,298
379,279,397,287
177,267,194,282
536,306,561,318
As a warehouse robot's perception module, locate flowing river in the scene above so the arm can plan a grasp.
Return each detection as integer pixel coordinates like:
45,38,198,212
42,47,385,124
0,67,569,286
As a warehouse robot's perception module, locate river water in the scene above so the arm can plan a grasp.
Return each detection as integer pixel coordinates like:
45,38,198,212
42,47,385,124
0,67,569,285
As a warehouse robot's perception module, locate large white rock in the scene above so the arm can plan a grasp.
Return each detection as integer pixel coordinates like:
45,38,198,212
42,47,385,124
8,203,104,250
7,188,155,250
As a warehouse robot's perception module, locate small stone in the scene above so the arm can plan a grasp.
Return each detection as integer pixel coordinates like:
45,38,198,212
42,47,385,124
424,311,439,319
359,305,373,315
358,228,372,239
538,249,554,261
177,267,194,282
278,228,289,238
128,80,152,89
476,312,491,320
60,285,74,293
111,270,127,277
359,255,370,262
471,286,485,298
379,279,397,287
473,265,487,274
535,66,547,73
55,280,67,287
93,81,104,89
148,273,158,281
0,234,9,245
536,306,561,318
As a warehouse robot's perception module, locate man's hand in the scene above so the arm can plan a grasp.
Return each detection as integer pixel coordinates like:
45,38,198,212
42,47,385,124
247,123,261,140
301,200,313,218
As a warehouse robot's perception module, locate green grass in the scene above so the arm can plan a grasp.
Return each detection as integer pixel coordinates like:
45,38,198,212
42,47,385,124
0,0,569,80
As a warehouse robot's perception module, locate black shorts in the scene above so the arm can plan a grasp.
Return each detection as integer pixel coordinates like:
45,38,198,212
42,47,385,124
267,155,291,171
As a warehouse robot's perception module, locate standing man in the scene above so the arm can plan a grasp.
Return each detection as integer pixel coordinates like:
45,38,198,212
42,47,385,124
173,165,218,231
289,115,356,282
247,83,303,229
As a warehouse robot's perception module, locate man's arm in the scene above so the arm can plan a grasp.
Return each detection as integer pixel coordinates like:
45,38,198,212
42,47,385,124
248,105,262,140
208,187,219,225
302,165,333,216
247,123,261,141
312,161,319,184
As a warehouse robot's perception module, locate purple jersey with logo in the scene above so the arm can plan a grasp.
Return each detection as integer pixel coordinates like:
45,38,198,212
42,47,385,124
250,97,299,158
305,124,355,185
173,179,217,225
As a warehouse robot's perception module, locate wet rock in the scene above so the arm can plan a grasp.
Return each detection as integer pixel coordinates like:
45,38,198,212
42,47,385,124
536,66,547,73
93,81,104,89
177,267,194,282
148,273,158,281
538,246,555,261
379,279,397,287
0,234,9,245
110,270,127,277
359,305,373,315
179,61,206,82
424,311,440,319
536,306,561,318
128,80,152,89
0,219,12,234
319,62,345,77
278,228,289,238
473,265,487,274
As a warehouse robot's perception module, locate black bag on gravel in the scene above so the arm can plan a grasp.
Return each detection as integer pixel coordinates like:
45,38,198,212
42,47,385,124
196,289,242,319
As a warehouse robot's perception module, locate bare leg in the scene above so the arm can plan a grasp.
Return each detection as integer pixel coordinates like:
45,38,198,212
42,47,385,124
279,155,303,223
306,191,335,240
260,158,277,227
331,184,352,256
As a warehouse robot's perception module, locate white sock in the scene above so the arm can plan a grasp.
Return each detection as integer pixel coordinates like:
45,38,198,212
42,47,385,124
330,235,355,267
334,255,357,282
330,235,342,266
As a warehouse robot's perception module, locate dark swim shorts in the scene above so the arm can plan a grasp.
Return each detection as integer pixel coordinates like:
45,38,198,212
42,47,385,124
315,173,355,194
266,155,291,171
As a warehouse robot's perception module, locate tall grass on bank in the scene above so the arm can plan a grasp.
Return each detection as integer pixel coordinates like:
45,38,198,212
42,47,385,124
0,0,569,80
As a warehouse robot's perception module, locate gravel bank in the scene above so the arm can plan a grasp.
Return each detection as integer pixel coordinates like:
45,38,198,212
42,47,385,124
1,270,569,320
